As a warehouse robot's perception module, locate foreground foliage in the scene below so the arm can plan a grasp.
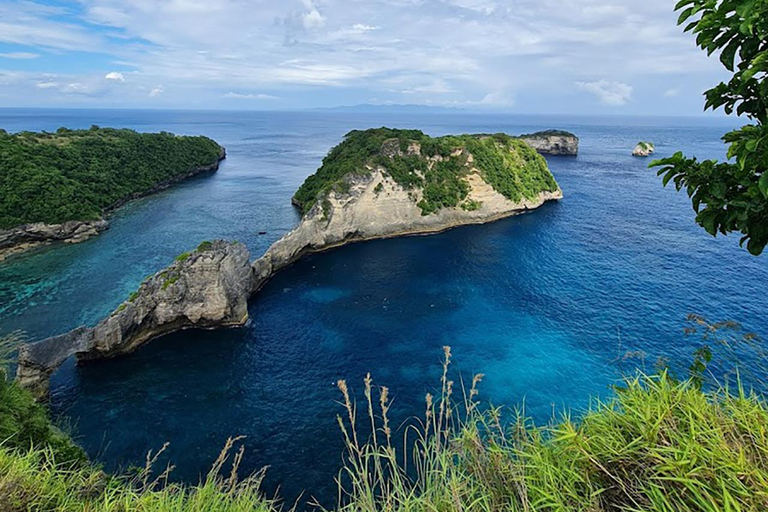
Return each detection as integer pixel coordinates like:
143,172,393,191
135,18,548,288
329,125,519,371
651,0,768,255
2,344,768,511
292,128,559,216
0,126,222,229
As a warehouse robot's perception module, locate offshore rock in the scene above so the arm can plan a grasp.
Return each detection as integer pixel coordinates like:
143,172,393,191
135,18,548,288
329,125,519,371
632,142,655,157
519,130,579,156
16,240,253,399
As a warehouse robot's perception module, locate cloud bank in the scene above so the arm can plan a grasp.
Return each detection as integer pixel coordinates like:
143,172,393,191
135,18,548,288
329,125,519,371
0,0,730,114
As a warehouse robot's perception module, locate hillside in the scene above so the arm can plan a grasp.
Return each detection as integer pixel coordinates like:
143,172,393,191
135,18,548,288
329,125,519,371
0,126,224,230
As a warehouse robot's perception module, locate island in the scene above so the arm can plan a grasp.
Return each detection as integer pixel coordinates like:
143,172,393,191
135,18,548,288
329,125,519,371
0,127,226,261
633,141,655,157
519,129,579,156
17,127,566,398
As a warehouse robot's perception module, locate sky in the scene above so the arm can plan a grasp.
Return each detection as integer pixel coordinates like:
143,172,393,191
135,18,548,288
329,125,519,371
0,0,734,115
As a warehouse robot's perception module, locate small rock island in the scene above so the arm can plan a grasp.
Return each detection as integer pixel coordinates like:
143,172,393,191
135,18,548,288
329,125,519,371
0,127,225,261
632,141,655,157
18,127,570,397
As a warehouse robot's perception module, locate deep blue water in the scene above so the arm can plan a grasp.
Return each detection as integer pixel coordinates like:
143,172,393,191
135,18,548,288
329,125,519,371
0,109,765,506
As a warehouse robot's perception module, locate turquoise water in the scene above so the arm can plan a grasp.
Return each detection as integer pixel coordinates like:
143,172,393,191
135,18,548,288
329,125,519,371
1,109,765,505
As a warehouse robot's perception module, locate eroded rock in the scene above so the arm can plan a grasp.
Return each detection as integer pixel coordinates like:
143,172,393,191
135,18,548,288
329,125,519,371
17,240,253,398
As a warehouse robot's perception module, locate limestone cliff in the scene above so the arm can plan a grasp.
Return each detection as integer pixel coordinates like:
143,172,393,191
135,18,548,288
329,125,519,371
256,171,560,292
17,240,253,398
519,130,579,156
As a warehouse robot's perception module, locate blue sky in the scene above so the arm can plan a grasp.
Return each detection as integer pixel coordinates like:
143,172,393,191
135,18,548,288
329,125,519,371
0,0,732,115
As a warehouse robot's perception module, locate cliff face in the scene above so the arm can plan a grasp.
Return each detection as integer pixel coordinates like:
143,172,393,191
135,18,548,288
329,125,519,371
254,166,560,292
17,240,253,399
519,130,579,156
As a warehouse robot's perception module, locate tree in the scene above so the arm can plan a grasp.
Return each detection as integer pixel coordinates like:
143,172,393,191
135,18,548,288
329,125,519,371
651,0,768,255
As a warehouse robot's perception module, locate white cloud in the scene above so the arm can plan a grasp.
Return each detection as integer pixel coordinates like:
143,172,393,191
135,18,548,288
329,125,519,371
224,92,277,100
351,24,378,33
0,0,732,113
664,87,680,97
576,80,633,106
0,52,39,59
36,80,59,89
301,1,326,30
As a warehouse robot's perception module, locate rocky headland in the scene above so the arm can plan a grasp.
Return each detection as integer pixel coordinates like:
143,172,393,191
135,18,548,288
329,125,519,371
17,128,570,397
519,130,579,156
0,220,109,262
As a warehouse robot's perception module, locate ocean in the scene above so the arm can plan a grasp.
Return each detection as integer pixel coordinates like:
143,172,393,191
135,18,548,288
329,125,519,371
0,108,764,506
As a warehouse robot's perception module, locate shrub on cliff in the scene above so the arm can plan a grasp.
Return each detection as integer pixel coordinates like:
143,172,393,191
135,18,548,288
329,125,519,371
0,127,222,229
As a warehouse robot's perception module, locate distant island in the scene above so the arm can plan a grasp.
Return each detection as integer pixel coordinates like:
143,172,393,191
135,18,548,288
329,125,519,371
18,127,571,396
0,127,225,261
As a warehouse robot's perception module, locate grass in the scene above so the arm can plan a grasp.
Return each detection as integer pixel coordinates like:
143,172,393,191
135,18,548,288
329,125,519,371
2,331,768,511
331,347,768,512
0,439,278,512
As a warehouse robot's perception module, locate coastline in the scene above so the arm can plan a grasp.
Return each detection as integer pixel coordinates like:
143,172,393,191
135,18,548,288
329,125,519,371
0,148,226,263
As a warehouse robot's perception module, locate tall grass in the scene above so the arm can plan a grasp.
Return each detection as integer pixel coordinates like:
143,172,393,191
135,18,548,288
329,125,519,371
2,340,768,511
0,436,280,512
331,346,768,512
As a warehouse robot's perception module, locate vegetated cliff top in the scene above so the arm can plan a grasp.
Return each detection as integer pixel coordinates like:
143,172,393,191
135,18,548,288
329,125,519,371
0,126,223,230
518,129,578,139
292,127,560,216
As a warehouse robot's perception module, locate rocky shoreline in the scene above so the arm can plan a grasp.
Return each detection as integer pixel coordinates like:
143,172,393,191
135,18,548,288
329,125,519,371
0,148,226,263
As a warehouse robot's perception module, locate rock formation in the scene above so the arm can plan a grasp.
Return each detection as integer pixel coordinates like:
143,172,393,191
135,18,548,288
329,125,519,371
519,130,579,156
0,220,109,262
17,240,253,399
253,168,560,293
633,142,655,157
17,128,573,398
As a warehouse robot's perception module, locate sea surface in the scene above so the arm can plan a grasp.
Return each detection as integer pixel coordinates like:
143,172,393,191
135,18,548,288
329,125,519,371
0,109,765,506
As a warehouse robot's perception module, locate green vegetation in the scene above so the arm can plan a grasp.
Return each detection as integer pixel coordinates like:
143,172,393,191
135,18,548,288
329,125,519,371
0,126,222,229
3,322,768,511
334,350,768,512
0,333,85,466
519,129,577,139
175,251,192,262
292,128,559,216
197,240,214,252
652,0,768,255
638,141,654,151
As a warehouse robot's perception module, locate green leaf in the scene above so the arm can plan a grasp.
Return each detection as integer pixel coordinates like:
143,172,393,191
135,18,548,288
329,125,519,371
759,173,768,197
